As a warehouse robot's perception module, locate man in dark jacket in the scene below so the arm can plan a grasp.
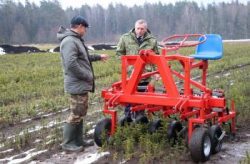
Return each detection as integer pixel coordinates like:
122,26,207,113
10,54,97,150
57,15,108,152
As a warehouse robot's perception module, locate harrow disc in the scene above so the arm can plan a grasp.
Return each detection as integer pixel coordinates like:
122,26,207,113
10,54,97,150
94,118,112,147
148,119,162,133
119,116,133,126
209,125,223,154
167,120,183,144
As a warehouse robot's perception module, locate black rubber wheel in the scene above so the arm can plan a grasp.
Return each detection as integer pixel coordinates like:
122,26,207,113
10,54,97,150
185,125,201,148
209,125,223,154
148,119,162,133
189,127,212,162
94,118,112,147
119,116,133,126
167,120,183,144
135,115,149,124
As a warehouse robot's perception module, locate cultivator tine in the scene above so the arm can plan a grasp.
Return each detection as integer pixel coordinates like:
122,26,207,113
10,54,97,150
218,131,226,141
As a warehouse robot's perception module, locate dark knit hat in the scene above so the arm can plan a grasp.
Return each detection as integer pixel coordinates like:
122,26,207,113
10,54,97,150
71,16,89,28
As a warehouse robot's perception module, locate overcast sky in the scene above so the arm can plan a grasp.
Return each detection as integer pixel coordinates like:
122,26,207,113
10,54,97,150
14,0,249,9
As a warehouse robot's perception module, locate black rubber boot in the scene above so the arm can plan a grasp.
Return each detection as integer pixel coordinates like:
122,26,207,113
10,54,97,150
76,120,94,147
61,123,84,152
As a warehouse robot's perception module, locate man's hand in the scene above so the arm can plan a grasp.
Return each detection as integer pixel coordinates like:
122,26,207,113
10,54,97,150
100,54,109,61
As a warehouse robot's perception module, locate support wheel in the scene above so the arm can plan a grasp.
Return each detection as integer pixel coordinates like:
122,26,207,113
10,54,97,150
94,118,112,147
148,119,162,133
189,127,212,162
209,125,223,154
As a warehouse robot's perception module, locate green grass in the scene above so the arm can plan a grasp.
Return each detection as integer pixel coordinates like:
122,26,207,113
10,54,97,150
0,43,249,162
0,43,249,124
240,151,250,164
0,50,119,124
102,118,186,163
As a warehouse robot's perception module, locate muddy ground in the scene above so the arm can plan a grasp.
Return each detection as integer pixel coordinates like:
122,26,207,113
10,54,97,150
32,125,250,164
1,64,250,164
0,106,249,164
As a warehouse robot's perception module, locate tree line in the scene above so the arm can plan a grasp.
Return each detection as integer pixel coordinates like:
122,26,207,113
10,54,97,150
0,0,249,44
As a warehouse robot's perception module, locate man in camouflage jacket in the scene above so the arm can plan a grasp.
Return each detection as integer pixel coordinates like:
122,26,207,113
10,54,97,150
116,19,159,77
116,19,159,122
116,19,159,56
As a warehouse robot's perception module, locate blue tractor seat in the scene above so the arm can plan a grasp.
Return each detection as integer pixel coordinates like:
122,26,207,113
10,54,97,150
191,34,223,60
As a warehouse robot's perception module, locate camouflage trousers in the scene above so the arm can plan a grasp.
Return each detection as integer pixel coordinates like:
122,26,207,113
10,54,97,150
66,93,88,124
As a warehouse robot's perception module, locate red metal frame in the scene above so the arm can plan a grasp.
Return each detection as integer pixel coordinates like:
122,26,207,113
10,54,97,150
102,34,236,142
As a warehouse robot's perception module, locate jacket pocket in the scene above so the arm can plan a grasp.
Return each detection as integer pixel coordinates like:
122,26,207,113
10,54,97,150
126,45,139,55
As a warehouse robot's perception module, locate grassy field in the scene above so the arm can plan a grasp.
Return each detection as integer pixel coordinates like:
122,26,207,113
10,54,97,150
0,50,120,125
0,43,249,162
0,43,249,125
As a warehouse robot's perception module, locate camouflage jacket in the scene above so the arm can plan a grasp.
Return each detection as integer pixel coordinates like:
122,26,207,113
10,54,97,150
116,29,159,82
116,28,159,56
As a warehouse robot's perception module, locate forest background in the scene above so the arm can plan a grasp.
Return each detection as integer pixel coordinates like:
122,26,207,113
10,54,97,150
0,0,249,44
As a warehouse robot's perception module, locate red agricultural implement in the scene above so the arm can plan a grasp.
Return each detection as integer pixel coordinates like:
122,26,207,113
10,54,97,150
94,34,236,162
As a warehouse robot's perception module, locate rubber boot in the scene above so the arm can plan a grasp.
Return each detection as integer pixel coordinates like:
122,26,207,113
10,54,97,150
76,120,94,147
61,123,83,152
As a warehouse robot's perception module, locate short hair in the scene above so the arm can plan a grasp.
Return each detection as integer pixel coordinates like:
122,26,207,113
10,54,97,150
135,19,148,28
